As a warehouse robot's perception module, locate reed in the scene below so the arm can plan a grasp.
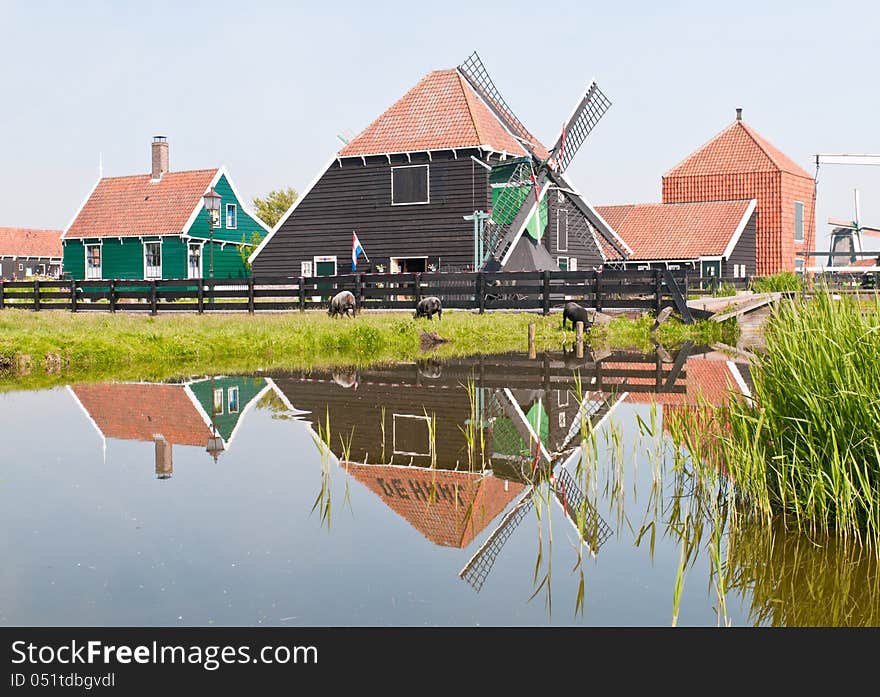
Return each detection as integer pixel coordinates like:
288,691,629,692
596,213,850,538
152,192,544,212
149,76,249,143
669,290,880,551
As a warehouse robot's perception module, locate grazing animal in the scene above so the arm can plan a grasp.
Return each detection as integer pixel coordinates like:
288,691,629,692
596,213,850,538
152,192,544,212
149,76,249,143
561,302,591,330
414,296,442,321
328,290,356,318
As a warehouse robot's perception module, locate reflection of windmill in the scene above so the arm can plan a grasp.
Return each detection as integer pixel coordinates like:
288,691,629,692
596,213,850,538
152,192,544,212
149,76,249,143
457,52,629,269
458,392,624,593
827,189,880,268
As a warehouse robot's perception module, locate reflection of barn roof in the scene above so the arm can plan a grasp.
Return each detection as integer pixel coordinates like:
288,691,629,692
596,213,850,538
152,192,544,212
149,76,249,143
69,383,213,446
344,463,525,548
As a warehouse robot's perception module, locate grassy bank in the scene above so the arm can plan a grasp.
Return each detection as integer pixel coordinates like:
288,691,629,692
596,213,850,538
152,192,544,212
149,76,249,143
0,308,726,390
669,290,880,550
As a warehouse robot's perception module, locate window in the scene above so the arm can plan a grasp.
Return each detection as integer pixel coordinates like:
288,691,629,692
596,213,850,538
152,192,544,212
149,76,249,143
568,257,577,272
213,388,224,415
794,201,804,242
227,387,239,414
210,209,221,229
17,263,23,271
188,242,202,279
557,208,568,252
795,258,805,274
37,264,45,275
85,245,102,279
144,241,162,279
301,261,313,278
391,165,429,205
557,256,568,271
226,203,237,229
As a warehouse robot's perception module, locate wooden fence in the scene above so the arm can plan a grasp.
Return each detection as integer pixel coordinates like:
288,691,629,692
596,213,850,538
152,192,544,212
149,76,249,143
0,270,752,322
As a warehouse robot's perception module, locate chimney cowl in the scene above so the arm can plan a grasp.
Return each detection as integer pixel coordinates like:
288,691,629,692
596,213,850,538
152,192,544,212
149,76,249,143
736,108,743,121
151,136,169,180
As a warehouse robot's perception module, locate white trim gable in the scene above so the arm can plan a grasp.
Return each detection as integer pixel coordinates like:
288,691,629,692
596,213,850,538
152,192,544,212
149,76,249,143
249,154,338,264
61,177,103,240
499,179,553,267
722,199,757,260
179,168,224,236
555,171,633,257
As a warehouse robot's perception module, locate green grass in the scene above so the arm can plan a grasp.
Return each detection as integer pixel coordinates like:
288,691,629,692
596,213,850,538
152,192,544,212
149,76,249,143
750,271,803,294
669,290,880,551
0,308,724,390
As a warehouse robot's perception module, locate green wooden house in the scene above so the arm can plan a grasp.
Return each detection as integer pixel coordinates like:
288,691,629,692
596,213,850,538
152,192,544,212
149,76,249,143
61,137,269,281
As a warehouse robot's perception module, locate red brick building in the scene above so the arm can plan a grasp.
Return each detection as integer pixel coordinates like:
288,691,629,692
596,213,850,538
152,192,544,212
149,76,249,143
661,110,816,275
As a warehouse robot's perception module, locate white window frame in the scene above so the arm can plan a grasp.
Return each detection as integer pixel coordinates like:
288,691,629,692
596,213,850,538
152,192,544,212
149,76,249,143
795,258,805,274
568,257,577,272
187,241,204,279
85,243,102,280
226,203,237,230
17,263,23,272
391,164,430,206
301,261,313,278
389,256,428,274
794,200,804,243
227,386,239,414
392,413,432,456
213,388,224,416
313,255,337,276
557,207,568,252
143,240,162,280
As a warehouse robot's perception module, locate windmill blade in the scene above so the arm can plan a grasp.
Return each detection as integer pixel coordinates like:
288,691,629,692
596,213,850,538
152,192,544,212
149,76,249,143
828,217,857,229
549,81,611,174
551,466,613,554
458,490,535,592
458,51,542,158
861,226,880,237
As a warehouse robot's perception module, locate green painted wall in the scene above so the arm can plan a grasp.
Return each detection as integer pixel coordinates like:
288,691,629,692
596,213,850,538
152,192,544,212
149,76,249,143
189,376,268,443
61,173,267,280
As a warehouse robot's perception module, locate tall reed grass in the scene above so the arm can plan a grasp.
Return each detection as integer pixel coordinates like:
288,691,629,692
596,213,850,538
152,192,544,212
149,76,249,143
669,290,880,551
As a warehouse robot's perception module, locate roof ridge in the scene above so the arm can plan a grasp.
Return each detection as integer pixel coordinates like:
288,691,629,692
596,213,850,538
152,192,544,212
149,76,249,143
456,70,483,146
98,167,219,181
662,122,739,178
738,121,813,178
735,120,780,172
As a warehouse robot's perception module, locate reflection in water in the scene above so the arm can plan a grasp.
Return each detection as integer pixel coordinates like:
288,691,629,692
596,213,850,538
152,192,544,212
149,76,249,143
11,344,874,625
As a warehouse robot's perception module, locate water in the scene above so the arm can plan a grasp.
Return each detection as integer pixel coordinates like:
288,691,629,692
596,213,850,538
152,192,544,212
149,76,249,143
1,346,878,626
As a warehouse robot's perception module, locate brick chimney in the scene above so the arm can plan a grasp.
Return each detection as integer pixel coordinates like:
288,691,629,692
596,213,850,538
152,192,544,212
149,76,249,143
736,108,743,121
151,136,169,180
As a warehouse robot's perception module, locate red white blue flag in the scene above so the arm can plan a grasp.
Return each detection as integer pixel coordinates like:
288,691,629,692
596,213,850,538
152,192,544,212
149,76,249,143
352,231,368,271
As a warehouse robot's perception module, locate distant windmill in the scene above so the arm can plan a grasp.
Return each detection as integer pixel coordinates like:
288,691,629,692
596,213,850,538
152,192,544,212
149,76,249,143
826,189,880,268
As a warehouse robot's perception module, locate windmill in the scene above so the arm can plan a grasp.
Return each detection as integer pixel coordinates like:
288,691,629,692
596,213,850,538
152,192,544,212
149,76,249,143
826,189,880,268
457,52,630,270
458,390,624,593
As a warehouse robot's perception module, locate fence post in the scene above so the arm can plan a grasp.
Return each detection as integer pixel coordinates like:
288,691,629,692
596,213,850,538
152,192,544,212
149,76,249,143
33,279,40,312
595,271,603,313
197,278,204,314
248,277,255,314
69,280,76,312
355,273,363,310
654,269,662,315
109,279,117,313
542,270,551,315
477,272,485,314
0,280,4,310
150,280,157,315
299,276,306,312
414,273,421,307
683,271,689,303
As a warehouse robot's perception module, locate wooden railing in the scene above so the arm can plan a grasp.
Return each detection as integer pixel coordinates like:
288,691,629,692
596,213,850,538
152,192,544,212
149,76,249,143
0,270,755,321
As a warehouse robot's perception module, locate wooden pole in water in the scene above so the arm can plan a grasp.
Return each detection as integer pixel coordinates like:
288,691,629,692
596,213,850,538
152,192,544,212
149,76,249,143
576,321,584,358
528,322,536,359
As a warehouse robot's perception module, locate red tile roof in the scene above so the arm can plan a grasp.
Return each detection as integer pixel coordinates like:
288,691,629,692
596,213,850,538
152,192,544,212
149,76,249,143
64,169,218,239
606,357,742,407
595,200,754,260
71,383,212,446
664,119,812,179
338,69,543,159
343,463,524,548
0,227,63,258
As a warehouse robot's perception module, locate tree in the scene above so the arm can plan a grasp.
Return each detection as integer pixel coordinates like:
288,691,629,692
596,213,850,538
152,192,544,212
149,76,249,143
252,187,298,228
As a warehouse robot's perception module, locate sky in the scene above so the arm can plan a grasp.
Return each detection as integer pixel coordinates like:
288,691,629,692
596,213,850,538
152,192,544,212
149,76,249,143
3,0,880,255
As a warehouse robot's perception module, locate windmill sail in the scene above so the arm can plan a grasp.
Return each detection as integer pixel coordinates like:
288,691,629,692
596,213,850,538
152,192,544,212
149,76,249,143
550,81,611,174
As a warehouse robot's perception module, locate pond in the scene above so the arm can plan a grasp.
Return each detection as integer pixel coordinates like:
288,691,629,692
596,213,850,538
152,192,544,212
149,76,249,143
1,346,878,626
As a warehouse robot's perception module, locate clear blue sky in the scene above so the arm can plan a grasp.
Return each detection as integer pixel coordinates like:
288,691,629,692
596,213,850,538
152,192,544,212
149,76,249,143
3,0,879,254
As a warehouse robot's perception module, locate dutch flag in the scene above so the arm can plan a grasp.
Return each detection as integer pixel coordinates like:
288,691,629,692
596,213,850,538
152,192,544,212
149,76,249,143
352,231,368,271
